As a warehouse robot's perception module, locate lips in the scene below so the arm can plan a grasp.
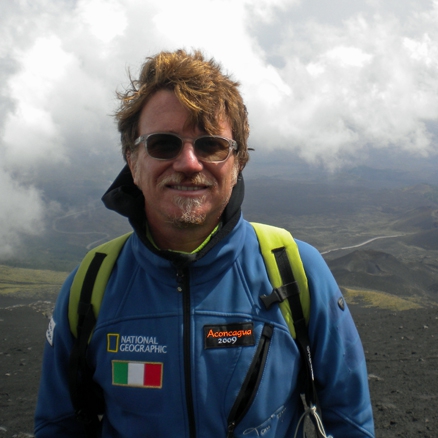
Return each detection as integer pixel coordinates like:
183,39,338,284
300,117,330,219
158,173,214,192
170,185,208,191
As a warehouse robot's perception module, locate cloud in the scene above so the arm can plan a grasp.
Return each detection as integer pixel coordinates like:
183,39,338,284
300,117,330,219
245,5,438,167
0,171,45,257
1,0,438,256
77,0,128,44
3,36,72,169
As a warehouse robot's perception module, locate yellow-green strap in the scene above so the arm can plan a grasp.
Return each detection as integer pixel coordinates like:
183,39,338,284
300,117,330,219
251,222,310,338
68,232,133,337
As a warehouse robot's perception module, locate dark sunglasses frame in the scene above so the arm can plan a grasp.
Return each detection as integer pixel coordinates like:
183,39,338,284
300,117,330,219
134,132,238,162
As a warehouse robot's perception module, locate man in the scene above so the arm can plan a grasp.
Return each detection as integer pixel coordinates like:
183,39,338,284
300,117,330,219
35,49,375,437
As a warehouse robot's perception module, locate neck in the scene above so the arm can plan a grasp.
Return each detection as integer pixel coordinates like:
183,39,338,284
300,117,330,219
148,221,219,253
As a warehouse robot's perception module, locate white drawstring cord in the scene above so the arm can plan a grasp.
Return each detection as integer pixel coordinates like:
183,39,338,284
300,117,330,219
293,404,333,438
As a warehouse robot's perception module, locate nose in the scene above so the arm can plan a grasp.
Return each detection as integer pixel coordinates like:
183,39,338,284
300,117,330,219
172,142,204,174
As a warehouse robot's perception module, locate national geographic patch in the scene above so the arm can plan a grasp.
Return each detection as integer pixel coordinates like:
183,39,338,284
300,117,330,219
204,322,255,349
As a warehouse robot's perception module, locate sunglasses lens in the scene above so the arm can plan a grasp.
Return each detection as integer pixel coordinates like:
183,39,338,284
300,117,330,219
195,137,230,162
146,134,182,159
144,133,232,161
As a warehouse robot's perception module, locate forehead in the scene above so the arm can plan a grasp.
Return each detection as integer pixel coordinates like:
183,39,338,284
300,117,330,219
138,89,232,137
139,90,188,131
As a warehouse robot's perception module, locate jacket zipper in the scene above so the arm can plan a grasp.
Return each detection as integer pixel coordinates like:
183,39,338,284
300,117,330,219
227,323,274,438
177,268,197,438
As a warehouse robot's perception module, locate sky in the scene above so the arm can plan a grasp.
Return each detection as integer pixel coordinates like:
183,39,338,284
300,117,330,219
1,0,438,257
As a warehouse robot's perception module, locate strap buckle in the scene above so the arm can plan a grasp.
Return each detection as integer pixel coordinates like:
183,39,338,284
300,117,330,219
260,281,300,309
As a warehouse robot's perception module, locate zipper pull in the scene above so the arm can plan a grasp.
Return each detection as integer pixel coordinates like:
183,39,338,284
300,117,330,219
227,421,236,438
176,269,184,292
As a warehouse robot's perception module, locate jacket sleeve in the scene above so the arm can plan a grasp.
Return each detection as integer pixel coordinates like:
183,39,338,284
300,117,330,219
297,240,375,437
34,269,87,437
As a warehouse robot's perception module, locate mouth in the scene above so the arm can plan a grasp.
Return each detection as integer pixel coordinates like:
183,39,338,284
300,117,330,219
159,173,214,193
169,184,209,192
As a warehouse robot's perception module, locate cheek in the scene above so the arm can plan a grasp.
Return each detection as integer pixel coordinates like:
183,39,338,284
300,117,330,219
129,155,151,188
225,164,239,189
231,165,239,186
215,161,239,188
127,154,140,185
132,165,140,186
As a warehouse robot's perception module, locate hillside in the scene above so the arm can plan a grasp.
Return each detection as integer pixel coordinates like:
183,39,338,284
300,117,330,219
327,249,438,303
0,265,68,300
392,205,438,232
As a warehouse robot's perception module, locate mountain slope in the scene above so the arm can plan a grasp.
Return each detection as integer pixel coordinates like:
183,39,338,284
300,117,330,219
327,249,438,301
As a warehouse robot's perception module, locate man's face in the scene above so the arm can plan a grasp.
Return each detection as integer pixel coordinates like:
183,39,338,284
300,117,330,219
127,89,239,236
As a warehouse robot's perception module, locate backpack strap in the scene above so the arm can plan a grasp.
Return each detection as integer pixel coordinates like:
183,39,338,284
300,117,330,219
251,222,327,437
251,222,310,338
68,232,132,436
68,232,133,337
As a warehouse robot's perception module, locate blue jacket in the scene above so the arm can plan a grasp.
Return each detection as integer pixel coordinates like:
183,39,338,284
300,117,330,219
35,167,374,437
35,215,374,437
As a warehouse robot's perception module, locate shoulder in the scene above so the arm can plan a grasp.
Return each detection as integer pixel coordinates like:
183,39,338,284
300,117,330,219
294,239,342,312
295,239,332,277
295,239,324,261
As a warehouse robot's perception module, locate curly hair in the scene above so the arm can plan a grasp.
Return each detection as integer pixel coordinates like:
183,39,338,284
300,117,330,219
115,49,250,169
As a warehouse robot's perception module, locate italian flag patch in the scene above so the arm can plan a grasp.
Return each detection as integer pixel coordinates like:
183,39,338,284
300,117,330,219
112,360,163,388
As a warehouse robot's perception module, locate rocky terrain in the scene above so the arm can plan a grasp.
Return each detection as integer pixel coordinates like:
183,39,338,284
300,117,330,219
0,293,436,437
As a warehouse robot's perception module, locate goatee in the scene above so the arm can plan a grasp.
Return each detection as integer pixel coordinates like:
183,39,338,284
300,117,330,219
171,195,207,227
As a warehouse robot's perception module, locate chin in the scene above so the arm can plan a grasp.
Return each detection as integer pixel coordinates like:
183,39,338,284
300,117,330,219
169,208,207,227
170,197,208,225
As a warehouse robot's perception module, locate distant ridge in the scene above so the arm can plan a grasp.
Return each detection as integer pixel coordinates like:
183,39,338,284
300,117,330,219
327,249,438,303
393,205,438,231
400,228,438,251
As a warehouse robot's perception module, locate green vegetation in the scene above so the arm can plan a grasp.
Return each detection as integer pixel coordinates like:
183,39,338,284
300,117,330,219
0,264,68,296
342,287,425,310
1,233,88,272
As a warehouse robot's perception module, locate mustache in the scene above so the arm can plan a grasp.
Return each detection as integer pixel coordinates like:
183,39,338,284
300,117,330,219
157,173,215,188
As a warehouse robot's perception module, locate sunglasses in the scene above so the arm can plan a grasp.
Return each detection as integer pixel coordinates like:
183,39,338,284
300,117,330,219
134,132,238,162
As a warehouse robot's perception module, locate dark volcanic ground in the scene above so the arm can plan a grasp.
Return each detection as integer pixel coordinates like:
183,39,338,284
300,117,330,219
352,304,437,437
0,295,437,437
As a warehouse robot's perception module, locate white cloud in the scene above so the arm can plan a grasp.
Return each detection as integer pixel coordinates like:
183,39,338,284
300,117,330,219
244,0,299,22
1,0,438,255
325,46,373,68
77,0,128,44
0,170,45,257
245,9,438,167
3,36,72,168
